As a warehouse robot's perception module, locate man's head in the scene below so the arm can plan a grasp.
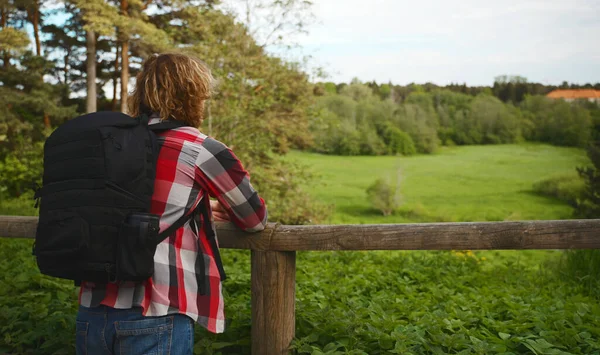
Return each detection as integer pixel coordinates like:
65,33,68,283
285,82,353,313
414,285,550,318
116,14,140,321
128,52,215,127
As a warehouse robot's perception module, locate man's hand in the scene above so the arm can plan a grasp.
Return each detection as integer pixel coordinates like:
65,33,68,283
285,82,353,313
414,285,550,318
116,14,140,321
210,199,230,222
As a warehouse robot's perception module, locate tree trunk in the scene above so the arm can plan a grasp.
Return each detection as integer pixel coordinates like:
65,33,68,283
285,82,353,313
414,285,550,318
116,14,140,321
207,100,212,135
119,0,129,113
86,29,97,113
112,44,120,111
43,112,50,128
32,4,41,56
120,41,129,113
64,51,69,86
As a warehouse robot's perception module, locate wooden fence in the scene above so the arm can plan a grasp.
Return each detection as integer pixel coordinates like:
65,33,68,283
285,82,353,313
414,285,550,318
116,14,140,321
2,216,600,355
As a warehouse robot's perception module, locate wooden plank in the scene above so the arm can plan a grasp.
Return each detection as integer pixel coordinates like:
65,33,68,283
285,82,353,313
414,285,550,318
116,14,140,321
251,250,296,355
0,216,37,239
216,219,600,251
2,216,600,251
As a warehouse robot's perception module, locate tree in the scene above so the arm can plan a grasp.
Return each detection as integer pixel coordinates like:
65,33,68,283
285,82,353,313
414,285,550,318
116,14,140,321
86,28,96,112
119,0,128,112
521,96,592,147
0,2,30,67
22,0,42,56
576,115,600,218
469,95,521,144
73,0,171,113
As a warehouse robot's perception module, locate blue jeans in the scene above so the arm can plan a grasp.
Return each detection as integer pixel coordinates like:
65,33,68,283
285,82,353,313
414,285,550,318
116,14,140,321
76,305,194,355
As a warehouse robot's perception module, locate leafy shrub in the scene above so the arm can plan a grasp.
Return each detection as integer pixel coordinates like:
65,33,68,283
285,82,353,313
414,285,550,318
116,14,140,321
0,239,78,355
251,157,331,225
532,174,585,206
381,124,416,156
291,250,600,354
0,139,44,198
358,125,387,156
366,177,402,216
3,238,600,354
0,191,38,216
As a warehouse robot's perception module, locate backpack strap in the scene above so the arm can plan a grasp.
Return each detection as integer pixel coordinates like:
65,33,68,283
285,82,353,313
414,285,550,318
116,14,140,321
148,120,189,132
154,202,202,244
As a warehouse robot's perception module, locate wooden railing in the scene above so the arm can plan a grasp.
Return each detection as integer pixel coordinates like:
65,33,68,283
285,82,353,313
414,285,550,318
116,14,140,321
2,216,600,355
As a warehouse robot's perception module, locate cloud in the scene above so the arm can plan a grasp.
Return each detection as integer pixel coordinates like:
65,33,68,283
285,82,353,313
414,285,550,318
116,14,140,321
254,0,600,85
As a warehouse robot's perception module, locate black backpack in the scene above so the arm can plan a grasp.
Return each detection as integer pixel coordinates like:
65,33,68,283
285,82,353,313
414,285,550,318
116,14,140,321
33,111,206,284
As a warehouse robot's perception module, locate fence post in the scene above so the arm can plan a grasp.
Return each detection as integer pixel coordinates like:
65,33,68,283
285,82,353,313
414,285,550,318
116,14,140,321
251,250,296,355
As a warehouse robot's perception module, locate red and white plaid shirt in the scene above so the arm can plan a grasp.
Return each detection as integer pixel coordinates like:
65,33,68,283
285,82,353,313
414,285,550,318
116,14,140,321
79,117,267,333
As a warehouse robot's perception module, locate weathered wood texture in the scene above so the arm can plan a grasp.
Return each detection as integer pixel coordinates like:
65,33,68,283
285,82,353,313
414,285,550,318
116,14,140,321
2,216,600,251
251,251,296,355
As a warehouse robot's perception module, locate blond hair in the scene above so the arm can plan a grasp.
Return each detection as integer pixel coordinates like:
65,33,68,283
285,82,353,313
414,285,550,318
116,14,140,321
128,52,214,127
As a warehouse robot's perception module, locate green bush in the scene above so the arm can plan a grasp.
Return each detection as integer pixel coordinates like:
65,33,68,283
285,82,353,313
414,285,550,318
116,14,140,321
366,177,402,216
532,174,585,206
381,124,416,156
0,239,78,355
0,139,44,198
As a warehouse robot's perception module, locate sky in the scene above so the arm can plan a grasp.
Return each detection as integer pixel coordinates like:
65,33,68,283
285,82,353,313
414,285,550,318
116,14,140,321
41,0,600,87
257,0,600,86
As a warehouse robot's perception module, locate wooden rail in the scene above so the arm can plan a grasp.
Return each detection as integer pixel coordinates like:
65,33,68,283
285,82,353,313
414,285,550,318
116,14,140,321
2,216,600,354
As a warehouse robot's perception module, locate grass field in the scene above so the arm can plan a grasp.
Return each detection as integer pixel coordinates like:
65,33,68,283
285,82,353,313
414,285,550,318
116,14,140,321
287,144,588,224
2,144,599,354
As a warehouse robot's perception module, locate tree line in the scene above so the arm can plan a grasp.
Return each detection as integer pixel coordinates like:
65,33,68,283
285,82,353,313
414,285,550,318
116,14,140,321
309,79,600,156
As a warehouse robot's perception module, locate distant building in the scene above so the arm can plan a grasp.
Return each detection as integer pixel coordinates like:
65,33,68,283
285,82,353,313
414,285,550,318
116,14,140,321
546,89,600,103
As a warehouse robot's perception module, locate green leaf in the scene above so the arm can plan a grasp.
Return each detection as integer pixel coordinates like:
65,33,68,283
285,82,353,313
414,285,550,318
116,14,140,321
499,332,511,340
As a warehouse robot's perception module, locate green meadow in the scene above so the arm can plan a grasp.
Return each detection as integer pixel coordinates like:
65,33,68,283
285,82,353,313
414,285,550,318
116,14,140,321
287,144,588,224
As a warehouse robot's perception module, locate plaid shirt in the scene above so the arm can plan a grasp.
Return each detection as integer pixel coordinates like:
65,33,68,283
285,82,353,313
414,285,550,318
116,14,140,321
79,117,267,333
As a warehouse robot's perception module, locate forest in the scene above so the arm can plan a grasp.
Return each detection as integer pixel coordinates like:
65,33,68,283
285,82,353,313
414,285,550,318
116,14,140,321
0,0,325,224
309,79,600,156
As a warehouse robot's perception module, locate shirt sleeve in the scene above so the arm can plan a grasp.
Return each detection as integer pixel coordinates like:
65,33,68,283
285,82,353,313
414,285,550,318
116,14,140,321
194,137,267,232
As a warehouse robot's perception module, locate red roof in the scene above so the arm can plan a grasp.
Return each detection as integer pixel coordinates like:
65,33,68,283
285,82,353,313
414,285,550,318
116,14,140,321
547,89,600,99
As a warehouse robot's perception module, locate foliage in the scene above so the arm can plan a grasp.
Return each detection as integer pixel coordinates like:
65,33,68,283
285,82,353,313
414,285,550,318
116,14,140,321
0,26,30,52
310,81,598,156
558,249,600,299
3,238,600,354
469,95,522,144
521,96,592,147
394,102,439,154
0,53,77,162
251,157,330,225
0,0,327,224
380,123,415,156
576,112,600,218
291,249,600,354
0,139,44,197
366,177,402,216
0,239,78,355
532,174,585,207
